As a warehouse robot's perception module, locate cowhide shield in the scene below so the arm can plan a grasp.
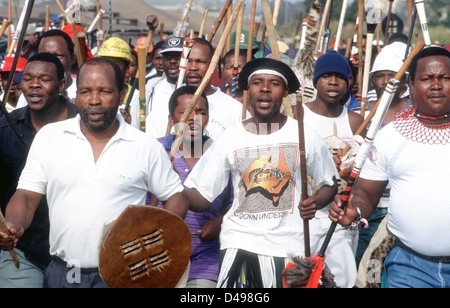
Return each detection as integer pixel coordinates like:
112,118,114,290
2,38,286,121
99,205,191,288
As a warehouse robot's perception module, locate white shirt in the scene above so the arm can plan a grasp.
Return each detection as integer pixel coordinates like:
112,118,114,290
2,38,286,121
17,114,184,267
303,104,354,139
184,117,338,258
129,83,249,142
204,86,250,142
360,120,450,256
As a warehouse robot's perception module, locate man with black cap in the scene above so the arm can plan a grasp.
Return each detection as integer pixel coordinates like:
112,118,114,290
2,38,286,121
303,49,365,288
128,36,184,138
184,57,339,288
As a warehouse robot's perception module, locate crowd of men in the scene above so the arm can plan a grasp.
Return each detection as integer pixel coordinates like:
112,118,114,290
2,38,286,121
0,13,449,289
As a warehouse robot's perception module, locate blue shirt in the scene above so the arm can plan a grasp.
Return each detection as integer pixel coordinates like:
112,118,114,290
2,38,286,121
146,134,233,282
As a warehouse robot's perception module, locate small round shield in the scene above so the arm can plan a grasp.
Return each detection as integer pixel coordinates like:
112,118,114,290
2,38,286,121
99,205,191,288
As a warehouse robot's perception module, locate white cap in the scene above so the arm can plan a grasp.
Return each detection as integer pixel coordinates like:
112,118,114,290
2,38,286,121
370,41,408,74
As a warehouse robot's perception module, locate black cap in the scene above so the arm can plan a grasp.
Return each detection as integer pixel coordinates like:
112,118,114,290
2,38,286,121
238,57,300,94
159,36,183,54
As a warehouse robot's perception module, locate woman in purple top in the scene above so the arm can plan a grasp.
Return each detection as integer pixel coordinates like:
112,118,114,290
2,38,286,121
146,85,233,288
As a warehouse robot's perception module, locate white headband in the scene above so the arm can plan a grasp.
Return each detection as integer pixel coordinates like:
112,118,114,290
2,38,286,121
248,69,288,86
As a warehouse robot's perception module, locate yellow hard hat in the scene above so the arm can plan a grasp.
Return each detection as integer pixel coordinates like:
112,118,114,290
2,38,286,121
97,36,133,63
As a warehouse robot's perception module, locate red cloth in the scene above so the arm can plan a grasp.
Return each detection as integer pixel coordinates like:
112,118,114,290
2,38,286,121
305,254,325,288
1,56,27,72
61,24,94,60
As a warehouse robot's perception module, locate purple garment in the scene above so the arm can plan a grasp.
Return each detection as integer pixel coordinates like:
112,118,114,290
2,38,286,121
146,134,233,282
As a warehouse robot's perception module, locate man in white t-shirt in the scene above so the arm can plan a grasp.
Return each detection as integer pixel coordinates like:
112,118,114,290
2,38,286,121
329,46,450,288
0,57,188,288
185,57,340,288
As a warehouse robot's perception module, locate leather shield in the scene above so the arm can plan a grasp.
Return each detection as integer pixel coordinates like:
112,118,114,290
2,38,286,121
99,205,191,288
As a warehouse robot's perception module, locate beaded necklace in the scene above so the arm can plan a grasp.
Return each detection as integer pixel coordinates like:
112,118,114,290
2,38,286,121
393,108,450,145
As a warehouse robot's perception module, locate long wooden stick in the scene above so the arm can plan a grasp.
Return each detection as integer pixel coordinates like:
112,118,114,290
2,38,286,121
0,19,10,42
0,211,20,268
272,0,282,27
45,5,50,31
360,22,378,118
404,6,417,61
315,0,332,55
296,95,311,258
55,0,84,67
356,0,364,102
232,3,245,100
308,41,425,289
261,0,293,118
159,23,165,41
176,0,193,37
170,0,244,160
207,0,232,43
137,45,147,132
7,0,29,57
383,0,395,45
242,0,257,120
333,0,348,51
247,0,257,61
198,9,208,38
261,0,281,61
225,2,232,53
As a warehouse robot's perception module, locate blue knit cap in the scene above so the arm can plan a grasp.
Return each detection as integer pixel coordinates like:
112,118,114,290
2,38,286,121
313,50,350,87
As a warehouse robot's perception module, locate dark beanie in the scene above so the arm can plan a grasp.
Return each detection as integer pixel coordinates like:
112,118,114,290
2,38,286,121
313,50,350,87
